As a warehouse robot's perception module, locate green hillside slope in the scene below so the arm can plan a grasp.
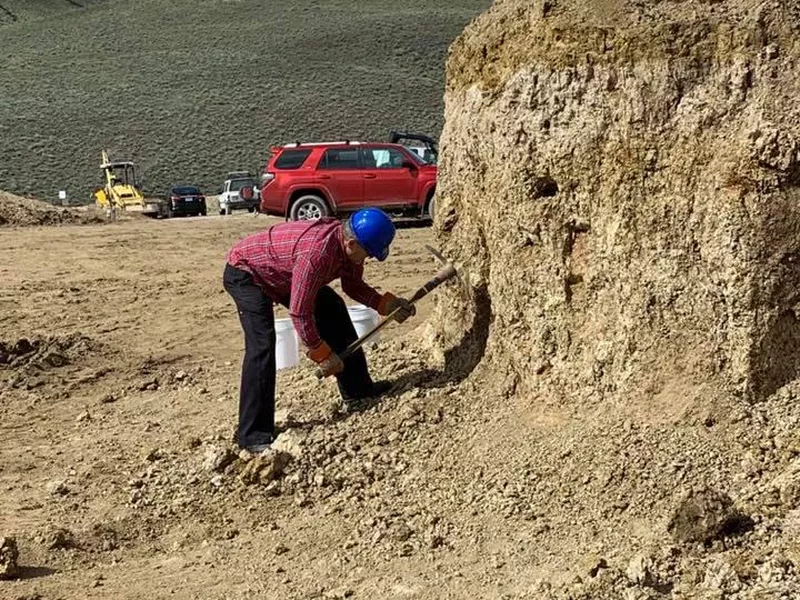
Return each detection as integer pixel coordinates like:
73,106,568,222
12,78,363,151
0,0,488,202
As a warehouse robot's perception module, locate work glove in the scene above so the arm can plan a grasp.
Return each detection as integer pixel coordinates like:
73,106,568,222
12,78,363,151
307,342,344,378
378,292,416,324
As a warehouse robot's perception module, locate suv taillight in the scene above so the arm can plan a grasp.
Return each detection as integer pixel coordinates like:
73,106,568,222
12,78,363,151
261,172,275,186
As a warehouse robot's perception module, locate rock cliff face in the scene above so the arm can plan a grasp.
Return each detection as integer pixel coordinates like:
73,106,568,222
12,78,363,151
433,0,800,407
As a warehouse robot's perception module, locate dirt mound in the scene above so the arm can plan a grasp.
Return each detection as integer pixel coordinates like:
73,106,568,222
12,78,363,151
0,190,100,227
0,334,98,370
0,333,103,392
425,0,800,596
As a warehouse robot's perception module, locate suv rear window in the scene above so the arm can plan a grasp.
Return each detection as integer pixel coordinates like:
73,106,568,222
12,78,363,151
229,179,254,191
274,149,312,170
173,186,200,195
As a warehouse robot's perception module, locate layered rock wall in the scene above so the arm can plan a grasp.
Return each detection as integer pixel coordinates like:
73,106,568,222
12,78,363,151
433,0,800,405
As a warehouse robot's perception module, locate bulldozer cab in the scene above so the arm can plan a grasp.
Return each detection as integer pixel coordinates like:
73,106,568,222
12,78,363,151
94,150,145,212
102,153,137,188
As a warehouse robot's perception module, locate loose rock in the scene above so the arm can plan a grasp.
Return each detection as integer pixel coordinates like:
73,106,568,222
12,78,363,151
0,536,19,579
201,445,237,473
46,479,69,496
667,487,745,544
239,450,293,485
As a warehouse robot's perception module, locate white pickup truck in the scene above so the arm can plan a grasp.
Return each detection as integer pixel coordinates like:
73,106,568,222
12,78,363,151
218,171,260,215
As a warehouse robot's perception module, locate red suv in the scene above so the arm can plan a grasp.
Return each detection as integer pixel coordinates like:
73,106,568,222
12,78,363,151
258,141,437,221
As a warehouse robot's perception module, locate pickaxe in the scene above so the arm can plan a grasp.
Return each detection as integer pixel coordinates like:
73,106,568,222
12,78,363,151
314,245,461,379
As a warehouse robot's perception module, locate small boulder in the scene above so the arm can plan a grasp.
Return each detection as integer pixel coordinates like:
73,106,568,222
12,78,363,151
668,487,746,544
46,479,69,496
99,393,117,404
701,557,742,594
271,431,305,458
626,554,654,586
201,445,237,473
39,527,75,550
0,537,19,579
275,408,297,430
239,450,293,485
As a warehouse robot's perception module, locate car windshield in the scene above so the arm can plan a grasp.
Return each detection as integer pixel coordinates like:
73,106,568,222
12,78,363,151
229,179,254,192
174,186,200,195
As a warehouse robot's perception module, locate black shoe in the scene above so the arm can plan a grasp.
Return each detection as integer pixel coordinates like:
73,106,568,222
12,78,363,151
369,380,393,397
341,380,394,402
242,442,272,455
238,433,273,454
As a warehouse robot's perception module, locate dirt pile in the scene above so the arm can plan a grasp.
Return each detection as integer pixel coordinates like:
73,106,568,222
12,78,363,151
421,0,800,597
0,333,104,391
0,334,98,370
0,190,100,227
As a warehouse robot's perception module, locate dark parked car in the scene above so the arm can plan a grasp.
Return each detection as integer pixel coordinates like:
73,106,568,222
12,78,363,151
164,185,207,217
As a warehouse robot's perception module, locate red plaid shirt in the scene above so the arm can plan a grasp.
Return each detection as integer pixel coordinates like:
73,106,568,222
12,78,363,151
226,218,382,349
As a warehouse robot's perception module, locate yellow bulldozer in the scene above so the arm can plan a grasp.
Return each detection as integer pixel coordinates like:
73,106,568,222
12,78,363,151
93,150,161,217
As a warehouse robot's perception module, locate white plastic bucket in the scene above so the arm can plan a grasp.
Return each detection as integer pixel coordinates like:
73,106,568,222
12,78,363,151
348,304,381,343
274,318,300,370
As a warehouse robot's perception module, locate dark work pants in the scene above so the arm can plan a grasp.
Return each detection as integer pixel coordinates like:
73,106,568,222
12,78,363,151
223,264,374,447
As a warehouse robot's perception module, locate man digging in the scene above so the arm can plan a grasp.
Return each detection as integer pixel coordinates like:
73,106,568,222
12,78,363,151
223,208,415,454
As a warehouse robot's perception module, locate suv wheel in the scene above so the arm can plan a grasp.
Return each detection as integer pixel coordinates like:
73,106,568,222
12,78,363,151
290,195,329,221
426,195,435,220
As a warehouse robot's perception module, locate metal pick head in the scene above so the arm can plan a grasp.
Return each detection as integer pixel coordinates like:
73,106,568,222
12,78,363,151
424,244,449,267
424,244,469,294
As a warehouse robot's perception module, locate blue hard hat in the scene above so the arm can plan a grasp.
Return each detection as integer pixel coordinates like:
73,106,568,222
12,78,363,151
349,208,395,261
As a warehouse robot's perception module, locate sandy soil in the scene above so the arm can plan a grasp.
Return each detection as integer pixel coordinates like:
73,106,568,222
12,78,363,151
7,211,797,600
1,214,464,600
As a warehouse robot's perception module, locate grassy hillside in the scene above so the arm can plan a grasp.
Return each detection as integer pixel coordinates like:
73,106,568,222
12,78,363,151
0,0,108,24
0,0,489,202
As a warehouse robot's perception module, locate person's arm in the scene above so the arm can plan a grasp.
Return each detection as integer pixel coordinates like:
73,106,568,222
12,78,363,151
341,263,416,322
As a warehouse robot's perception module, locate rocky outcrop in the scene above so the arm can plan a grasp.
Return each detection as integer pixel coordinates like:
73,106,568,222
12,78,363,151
432,0,800,408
